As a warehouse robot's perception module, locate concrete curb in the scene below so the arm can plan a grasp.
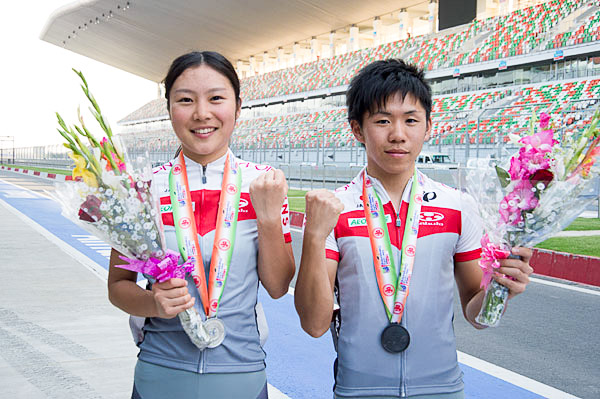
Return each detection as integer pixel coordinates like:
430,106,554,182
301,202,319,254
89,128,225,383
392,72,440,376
289,211,600,287
0,165,76,181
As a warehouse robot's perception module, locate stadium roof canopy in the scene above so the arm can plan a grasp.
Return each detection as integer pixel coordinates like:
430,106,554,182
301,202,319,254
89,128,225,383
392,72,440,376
41,0,428,83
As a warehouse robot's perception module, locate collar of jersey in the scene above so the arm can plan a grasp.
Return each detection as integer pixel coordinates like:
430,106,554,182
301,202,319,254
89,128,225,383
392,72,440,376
355,167,419,209
181,149,235,178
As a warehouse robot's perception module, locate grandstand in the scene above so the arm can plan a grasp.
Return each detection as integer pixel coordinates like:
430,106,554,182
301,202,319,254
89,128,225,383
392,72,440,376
104,0,600,171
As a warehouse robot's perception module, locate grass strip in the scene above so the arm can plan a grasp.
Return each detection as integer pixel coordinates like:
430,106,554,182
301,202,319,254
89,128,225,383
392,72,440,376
287,189,307,213
535,236,600,258
564,217,600,231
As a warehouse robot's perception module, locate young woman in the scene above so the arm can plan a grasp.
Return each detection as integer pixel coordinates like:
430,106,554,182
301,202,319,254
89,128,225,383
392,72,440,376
108,51,295,399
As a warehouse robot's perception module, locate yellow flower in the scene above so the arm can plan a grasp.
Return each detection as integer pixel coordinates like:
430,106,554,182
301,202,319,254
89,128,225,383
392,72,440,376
69,152,98,187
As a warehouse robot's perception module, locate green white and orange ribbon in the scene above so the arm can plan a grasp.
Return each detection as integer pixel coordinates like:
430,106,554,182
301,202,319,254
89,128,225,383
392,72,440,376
362,169,423,323
169,151,241,317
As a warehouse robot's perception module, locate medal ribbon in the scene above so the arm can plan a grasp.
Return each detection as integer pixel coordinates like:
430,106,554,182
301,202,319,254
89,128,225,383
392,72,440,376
362,169,423,323
169,151,241,318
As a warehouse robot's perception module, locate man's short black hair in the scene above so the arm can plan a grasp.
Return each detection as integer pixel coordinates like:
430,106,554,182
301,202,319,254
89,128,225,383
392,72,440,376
346,59,432,126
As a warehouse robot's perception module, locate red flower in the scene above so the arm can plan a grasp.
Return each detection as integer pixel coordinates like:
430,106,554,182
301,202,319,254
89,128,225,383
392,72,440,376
78,195,103,222
529,169,554,191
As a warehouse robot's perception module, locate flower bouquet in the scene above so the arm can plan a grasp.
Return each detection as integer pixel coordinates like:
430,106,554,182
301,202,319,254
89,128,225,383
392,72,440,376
53,69,210,348
465,109,600,327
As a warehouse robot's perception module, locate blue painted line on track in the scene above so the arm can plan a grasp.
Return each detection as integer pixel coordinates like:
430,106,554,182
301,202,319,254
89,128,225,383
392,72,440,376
0,178,550,399
0,180,110,268
259,289,336,398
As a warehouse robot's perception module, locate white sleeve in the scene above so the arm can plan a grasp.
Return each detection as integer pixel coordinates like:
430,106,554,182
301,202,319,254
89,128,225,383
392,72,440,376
455,192,483,262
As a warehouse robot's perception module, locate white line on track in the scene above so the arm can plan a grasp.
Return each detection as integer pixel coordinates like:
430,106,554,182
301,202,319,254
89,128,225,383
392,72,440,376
530,276,600,296
457,352,580,399
1,179,48,198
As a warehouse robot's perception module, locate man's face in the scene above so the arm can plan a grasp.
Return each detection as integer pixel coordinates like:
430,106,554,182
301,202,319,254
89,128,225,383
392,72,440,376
351,92,431,180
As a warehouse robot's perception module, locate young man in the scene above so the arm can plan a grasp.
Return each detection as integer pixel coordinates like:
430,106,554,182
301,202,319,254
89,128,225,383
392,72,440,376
294,59,533,399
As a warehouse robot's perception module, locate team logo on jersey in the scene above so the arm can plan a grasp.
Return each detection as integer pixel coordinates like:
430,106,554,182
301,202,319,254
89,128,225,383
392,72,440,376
393,302,404,314
238,198,249,213
373,227,384,239
179,217,191,229
160,204,172,213
349,215,391,227
226,184,237,195
405,245,416,257
218,239,231,251
172,165,182,175
420,212,445,222
423,192,437,202
383,284,395,296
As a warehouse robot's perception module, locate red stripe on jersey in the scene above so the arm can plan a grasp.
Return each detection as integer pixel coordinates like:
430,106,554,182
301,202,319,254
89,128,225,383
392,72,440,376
418,206,461,238
335,202,461,249
454,248,481,262
160,190,257,236
326,249,340,262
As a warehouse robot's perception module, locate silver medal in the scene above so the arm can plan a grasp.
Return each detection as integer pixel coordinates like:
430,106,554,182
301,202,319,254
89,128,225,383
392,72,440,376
204,317,226,348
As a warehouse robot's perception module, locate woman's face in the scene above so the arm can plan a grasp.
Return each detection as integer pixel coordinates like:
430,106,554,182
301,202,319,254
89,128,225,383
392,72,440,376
169,65,240,165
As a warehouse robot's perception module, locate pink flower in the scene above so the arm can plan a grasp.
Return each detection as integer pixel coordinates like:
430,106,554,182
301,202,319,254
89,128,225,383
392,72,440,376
479,234,510,289
112,152,127,172
539,112,550,129
499,180,538,225
519,129,557,152
508,156,526,180
512,179,538,211
518,147,551,176
499,191,524,225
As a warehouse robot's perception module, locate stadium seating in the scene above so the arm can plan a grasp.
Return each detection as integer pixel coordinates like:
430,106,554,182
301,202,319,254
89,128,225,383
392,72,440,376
546,8,600,49
239,0,596,101
232,77,600,149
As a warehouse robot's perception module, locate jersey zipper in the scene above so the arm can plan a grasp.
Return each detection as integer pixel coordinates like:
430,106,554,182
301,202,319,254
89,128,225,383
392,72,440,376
201,165,207,184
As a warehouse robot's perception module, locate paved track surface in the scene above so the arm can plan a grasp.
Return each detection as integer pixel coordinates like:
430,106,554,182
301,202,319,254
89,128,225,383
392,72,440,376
1,170,599,398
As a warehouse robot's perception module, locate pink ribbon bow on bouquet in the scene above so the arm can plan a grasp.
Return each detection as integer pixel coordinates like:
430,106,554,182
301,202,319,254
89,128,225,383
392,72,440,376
479,234,511,289
117,249,195,282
